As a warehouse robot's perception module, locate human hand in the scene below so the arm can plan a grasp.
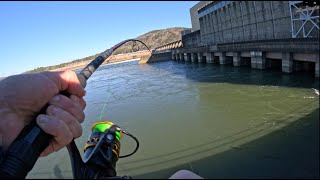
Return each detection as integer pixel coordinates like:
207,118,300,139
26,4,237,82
0,70,86,156
37,93,86,157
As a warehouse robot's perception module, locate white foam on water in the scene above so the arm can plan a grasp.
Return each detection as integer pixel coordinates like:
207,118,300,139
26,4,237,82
312,88,319,96
304,96,315,99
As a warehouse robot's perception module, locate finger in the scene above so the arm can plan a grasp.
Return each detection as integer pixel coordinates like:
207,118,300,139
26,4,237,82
40,143,54,157
49,94,85,123
36,114,73,153
42,70,86,97
70,94,86,111
46,105,83,138
41,139,69,157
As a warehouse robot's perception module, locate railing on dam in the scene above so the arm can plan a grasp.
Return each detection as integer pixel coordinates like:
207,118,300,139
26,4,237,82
214,38,319,53
153,40,182,53
145,40,183,63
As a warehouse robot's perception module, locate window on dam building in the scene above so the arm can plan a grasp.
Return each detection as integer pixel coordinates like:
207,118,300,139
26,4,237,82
195,1,309,45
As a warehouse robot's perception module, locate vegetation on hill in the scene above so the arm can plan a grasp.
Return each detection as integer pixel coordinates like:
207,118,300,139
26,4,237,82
25,27,189,73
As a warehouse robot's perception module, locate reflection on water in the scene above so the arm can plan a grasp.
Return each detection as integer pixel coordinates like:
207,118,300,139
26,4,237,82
27,61,319,179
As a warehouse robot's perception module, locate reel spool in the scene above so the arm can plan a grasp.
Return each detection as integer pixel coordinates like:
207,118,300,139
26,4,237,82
82,121,139,178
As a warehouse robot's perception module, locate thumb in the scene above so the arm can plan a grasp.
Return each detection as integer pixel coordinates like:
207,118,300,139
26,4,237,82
42,70,86,97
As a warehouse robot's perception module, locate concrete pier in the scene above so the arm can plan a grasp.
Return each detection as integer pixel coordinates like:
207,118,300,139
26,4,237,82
186,53,191,62
198,52,204,63
169,47,318,77
233,52,241,66
251,52,257,68
219,52,226,65
251,51,266,69
205,52,214,63
184,53,188,62
282,52,293,73
316,59,319,78
180,53,184,61
172,52,176,61
191,53,197,62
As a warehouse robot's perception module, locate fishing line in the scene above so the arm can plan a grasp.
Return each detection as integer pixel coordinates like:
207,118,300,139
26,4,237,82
99,89,112,120
97,39,150,119
94,41,171,174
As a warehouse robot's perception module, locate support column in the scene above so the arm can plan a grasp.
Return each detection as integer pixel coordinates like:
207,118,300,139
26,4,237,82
282,52,293,73
250,51,265,69
233,52,241,66
254,51,266,69
316,59,319,78
176,53,180,61
251,52,257,68
191,53,197,62
172,50,176,61
198,52,204,63
179,53,184,61
187,53,192,62
219,52,226,64
184,53,188,62
205,52,214,63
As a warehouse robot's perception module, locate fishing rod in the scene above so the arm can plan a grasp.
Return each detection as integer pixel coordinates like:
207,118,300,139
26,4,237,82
0,39,150,179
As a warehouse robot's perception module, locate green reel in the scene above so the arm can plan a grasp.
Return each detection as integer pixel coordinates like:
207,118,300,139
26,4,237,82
82,121,139,177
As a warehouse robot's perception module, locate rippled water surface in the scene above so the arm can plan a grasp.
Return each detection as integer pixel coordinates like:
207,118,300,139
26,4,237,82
28,60,319,179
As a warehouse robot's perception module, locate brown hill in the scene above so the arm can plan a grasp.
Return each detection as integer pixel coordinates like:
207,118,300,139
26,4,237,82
113,27,189,54
26,27,190,73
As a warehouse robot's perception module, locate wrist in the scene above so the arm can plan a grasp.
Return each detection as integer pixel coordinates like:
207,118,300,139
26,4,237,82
0,108,23,151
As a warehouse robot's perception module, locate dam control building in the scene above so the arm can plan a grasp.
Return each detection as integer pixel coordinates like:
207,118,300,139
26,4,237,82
173,1,319,77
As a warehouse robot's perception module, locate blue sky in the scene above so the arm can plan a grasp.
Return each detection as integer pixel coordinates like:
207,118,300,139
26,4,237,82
0,1,198,77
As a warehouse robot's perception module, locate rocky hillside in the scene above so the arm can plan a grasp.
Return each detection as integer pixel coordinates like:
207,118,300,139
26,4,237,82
26,27,190,73
113,27,189,54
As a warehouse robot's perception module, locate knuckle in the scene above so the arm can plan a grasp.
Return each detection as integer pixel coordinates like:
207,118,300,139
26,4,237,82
66,131,73,143
79,126,83,136
43,117,59,137
83,100,87,109
79,112,85,123
58,110,73,126
63,70,76,79
70,94,79,103
80,98,86,110
69,101,81,115
75,126,83,138
61,95,74,110
70,103,85,123
46,105,55,115
72,95,86,110
65,118,73,127
50,94,73,111
65,70,74,74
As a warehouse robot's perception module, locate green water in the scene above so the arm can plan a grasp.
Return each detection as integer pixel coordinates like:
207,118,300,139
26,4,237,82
27,61,319,179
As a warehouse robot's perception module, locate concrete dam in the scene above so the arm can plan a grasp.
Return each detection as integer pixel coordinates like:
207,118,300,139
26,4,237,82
147,1,319,78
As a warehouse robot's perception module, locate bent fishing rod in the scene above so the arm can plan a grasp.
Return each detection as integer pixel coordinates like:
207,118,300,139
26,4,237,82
0,39,150,179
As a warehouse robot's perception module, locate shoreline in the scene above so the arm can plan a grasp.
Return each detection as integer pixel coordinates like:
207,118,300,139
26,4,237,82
49,50,150,72
0,52,147,79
